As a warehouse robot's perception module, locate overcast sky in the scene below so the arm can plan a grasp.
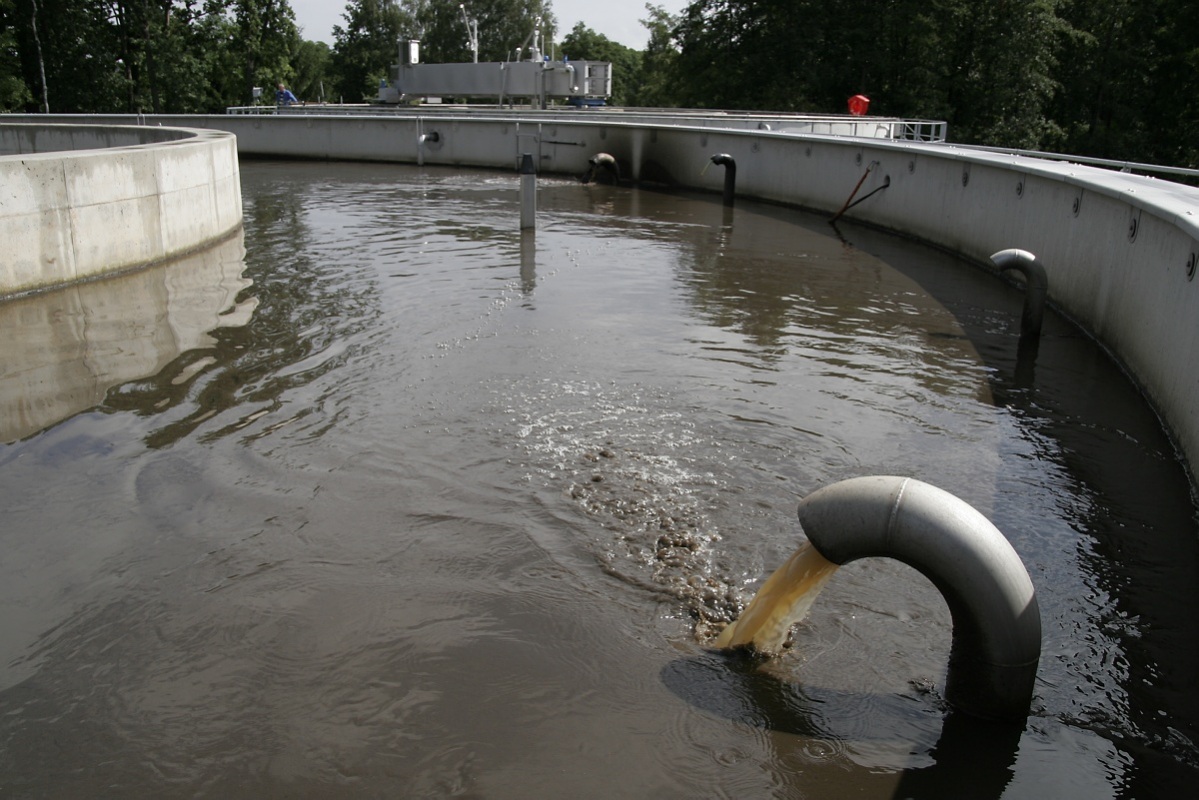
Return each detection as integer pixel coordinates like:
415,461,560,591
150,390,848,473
289,1,688,51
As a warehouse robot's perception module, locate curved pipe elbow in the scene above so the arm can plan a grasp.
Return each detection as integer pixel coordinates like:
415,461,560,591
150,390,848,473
590,152,618,169
583,152,621,184
709,154,736,206
991,249,1047,340
798,476,1041,720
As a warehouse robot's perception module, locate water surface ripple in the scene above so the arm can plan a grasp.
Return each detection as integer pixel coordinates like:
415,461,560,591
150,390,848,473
0,161,1196,798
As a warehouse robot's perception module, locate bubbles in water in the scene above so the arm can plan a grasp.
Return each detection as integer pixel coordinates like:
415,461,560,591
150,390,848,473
499,377,750,631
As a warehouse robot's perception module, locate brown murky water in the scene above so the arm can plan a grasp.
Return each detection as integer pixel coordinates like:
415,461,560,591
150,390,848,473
1,160,1197,798
715,542,839,654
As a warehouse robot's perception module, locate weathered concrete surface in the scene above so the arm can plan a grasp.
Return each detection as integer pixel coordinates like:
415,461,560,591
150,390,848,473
5,113,1199,482
0,124,242,298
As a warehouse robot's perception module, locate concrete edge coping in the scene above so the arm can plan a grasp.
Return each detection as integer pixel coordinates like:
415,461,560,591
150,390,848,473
0,123,237,160
0,123,243,300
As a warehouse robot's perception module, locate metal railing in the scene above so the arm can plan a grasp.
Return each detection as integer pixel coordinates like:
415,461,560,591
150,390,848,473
226,105,283,115
966,143,1199,181
224,104,949,143
895,120,948,142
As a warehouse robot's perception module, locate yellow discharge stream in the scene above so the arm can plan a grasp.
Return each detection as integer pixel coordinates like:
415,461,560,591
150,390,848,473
716,542,839,654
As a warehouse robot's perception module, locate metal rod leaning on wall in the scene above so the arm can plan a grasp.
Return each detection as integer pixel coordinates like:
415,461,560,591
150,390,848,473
830,160,879,222
842,174,890,212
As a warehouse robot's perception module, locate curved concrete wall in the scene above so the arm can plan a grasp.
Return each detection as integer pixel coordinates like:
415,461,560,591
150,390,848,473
7,113,1198,480
0,123,242,299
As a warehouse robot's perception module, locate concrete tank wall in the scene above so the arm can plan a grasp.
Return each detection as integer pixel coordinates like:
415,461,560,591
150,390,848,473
0,124,242,298
6,113,1198,481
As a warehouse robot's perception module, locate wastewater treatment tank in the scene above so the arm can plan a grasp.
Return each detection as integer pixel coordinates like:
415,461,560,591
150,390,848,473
0,161,1196,798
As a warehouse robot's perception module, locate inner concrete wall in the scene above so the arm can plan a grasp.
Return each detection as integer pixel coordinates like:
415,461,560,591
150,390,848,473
5,112,1198,480
0,124,242,298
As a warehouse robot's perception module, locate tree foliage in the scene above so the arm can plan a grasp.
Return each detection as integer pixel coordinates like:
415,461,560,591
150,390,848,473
0,0,33,111
0,0,1193,166
668,0,1194,163
330,0,413,102
412,1,554,64
220,0,299,105
290,38,332,103
2,0,300,112
1048,0,1198,165
635,3,681,108
672,0,1064,145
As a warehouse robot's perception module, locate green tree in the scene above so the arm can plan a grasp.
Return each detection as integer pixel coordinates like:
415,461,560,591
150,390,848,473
808,0,947,119
0,0,33,110
330,0,413,102
673,0,815,110
8,0,127,112
1049,0,1151,158
1150,0,1199,168
3,0,346,113
672,0,1065,147
415,0,553,64
205,0,298,106
5,0,296,113
193,9,248,109
673,0,943,112
938,0,1066,147
151,2,231,113
1050,0,1197,167
633,3,680,107
108,1,215,114
291,38,332,102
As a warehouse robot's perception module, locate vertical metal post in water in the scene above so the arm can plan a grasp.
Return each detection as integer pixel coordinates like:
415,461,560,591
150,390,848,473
520,152,537,230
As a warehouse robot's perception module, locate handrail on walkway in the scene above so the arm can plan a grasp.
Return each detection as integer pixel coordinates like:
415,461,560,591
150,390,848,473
966,143,1199,182
222,104,949,144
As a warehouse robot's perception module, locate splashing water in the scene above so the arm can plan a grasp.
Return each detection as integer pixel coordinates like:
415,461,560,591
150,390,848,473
715,541,840,654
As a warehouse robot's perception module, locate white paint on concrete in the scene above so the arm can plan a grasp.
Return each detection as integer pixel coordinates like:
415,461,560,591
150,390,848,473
0,124,242,298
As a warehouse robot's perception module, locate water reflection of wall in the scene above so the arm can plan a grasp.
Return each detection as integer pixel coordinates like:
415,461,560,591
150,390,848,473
0,232,256,443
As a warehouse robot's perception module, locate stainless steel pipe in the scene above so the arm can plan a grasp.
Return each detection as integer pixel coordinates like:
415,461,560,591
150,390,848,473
991,249,1047,341
797,475,1041,721
710,153,736,207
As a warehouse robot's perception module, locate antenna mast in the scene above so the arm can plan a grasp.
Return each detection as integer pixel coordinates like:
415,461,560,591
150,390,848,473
459,4,480,63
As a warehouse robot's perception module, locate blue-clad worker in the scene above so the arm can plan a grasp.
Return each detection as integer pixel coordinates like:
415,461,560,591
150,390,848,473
276,83,298,106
